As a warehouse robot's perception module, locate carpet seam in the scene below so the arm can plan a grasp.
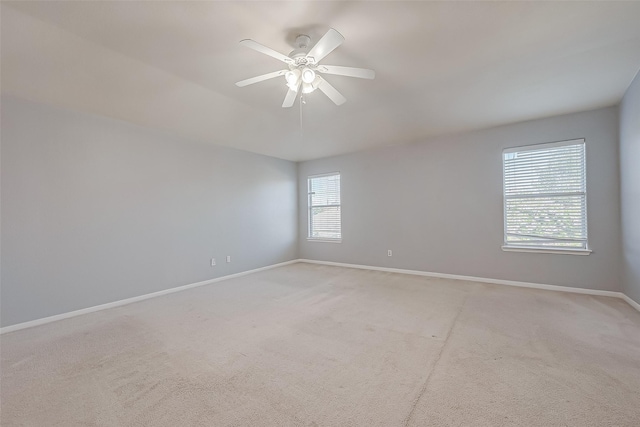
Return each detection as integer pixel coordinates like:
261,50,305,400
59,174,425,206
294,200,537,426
402,292,470,426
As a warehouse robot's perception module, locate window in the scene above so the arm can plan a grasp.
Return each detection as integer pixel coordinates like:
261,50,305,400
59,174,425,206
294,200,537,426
503,139,589,254
308,173,341,241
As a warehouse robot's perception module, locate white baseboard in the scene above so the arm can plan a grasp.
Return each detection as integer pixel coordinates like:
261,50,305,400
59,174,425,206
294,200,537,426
3,258,638,334
0,259,298,335
621,293,640,312
297,259,639,312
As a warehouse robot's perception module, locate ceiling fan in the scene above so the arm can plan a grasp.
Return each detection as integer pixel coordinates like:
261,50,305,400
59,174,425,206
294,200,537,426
235,29,375,107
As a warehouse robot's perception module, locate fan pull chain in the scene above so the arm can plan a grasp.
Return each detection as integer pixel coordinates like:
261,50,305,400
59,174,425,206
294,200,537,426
299,95,305,135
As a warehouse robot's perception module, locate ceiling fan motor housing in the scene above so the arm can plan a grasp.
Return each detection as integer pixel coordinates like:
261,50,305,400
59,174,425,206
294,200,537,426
289,34,316,66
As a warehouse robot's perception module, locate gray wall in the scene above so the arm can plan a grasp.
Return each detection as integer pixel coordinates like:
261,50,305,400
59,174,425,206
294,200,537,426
620,71,640,304
1,97,298,327
298,107,621,292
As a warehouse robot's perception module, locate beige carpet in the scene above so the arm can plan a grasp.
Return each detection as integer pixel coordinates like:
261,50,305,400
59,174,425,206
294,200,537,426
1,263,639,426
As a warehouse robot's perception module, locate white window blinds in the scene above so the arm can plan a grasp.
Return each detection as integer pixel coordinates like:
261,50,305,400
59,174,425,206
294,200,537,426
503,139,587,250
308,173,341,240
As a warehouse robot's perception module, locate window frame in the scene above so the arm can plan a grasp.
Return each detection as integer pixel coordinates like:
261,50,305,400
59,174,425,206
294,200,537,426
501,139,591,256
307,172,342,243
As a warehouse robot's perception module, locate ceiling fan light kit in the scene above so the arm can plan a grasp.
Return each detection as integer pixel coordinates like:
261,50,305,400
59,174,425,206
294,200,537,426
302,68,316,84
236,29,375,107
285,69,300,86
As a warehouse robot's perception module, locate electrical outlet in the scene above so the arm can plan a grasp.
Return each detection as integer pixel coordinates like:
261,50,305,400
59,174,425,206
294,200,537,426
226,255,231,263
388,250,392,257
211,258,216,266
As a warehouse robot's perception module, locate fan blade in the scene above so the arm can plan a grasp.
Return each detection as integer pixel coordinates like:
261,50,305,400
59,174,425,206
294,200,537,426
306,29,344,63
282,80,301,108
317,65,375,80
236,70,287,87
240,39,293,64
318,77,346,106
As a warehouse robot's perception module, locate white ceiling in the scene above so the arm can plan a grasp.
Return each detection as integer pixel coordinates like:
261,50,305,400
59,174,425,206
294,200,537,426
2,1,640,161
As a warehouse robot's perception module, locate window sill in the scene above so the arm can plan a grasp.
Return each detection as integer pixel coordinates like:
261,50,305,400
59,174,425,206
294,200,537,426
502,246,591,256
307,238,342,244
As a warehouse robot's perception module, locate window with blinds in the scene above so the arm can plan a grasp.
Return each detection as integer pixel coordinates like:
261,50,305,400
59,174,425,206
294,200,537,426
308,173,341,240
503,139,588,251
